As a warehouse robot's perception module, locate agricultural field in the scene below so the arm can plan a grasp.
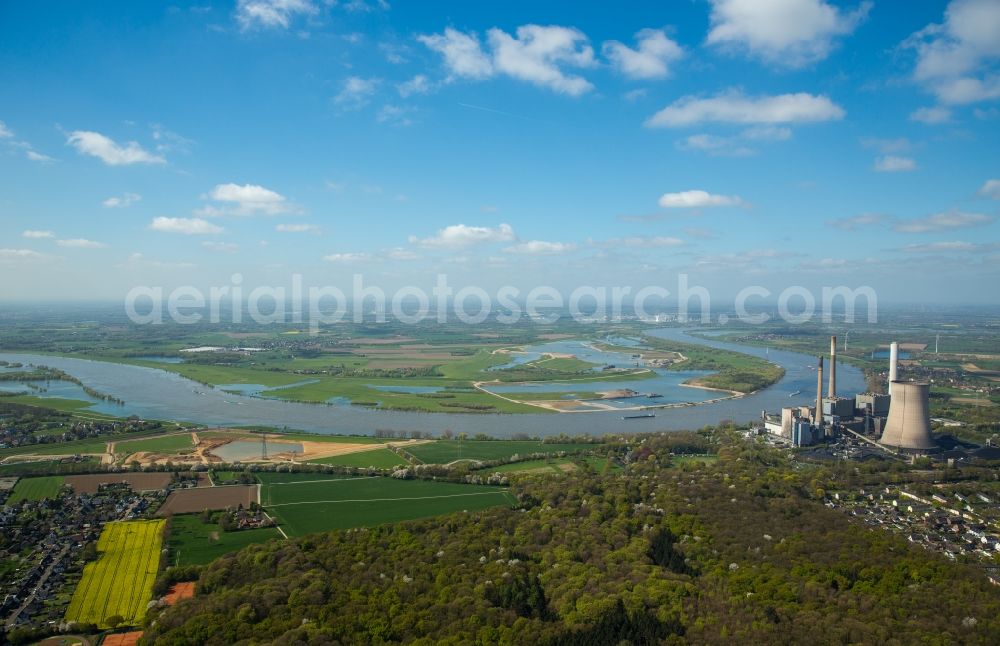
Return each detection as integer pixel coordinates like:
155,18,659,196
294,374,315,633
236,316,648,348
166,513,283,566
305,449,409,469
114,433,195,454
64,519,165,628
405,440,600,464
257,473,514,536
0,457,100,476
157,485,257,515
7,475,64,502
0,436,110,459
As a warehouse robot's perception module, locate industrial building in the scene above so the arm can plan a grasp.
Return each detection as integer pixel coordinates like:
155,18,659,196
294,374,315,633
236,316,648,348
878,381,936,452
759,335,939,453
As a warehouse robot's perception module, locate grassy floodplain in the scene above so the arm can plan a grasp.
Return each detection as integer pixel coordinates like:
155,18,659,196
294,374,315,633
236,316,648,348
64,519,165,628
257,473,513,537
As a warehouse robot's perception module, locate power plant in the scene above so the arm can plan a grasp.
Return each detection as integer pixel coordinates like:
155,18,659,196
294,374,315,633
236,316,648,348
758,335,938,454
828,335,836,398
878,381,935,451
888,342,899,396
815,356,824,427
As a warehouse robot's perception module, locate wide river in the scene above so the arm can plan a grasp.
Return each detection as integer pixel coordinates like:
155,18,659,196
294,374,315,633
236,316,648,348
0,328,865,438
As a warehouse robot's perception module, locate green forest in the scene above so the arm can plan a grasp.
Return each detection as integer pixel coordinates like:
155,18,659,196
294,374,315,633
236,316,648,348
144,431,1000,645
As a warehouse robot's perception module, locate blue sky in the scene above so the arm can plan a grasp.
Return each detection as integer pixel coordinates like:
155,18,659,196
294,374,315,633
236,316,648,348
0,0,998,303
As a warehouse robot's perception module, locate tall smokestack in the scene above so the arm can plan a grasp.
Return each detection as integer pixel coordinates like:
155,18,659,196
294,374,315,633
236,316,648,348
815,356,824,426
889,342,899,396
828,336,837,398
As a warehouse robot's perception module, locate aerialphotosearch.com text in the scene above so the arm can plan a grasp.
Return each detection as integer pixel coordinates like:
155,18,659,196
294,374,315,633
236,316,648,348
124,273,878,333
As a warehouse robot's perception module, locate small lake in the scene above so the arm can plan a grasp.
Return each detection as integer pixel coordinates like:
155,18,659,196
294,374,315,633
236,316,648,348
212,439,304,462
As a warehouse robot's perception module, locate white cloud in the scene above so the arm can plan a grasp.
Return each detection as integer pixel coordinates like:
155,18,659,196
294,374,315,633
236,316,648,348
696,248,782,269
102,192,142,208
488,25,596,96
419,25,597,96
740,125,793,141
503,240,576,254
324,252,371,262
904,0,1000,105
25,150,55,163
658,190,744,208
893,210,994,232
874,155,918,172
900,240,991,253
236,0,317,30
706,0,871,67
56,238,107,249
417,28,494,79
150,124,194,154
342,0,389,13
150,217,223,235
198,183,295,216
66,130,165,165
826,213,888,230
933,75,1000,104
387,247,420,260
623,88,648,102
647,91,845,127
275,223,320,233
0,121,13,138
676,134,754,157
602,28,683,80
676,126,791,157
380,42,410,65
376,104,415,126
910,106,953,124
397,74,433,97
861,137,913,154
683,227,716,239
409,223,515,248
22,230,54,239
0,248,47,262
201,241,240,253
979,179,1000,199
334,76,379,110
120,252,196,270
595,236,685,248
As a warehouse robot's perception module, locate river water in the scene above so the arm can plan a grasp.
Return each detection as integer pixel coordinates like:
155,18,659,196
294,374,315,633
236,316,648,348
0,328,866,437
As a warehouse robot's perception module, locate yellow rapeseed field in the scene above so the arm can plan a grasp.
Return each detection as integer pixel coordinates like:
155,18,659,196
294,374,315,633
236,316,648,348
65,519,165,628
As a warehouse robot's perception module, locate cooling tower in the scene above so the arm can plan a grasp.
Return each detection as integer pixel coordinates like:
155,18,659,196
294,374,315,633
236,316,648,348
888,342,899,396
828,336,837,398
815,356,824,426
879,381,935,451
